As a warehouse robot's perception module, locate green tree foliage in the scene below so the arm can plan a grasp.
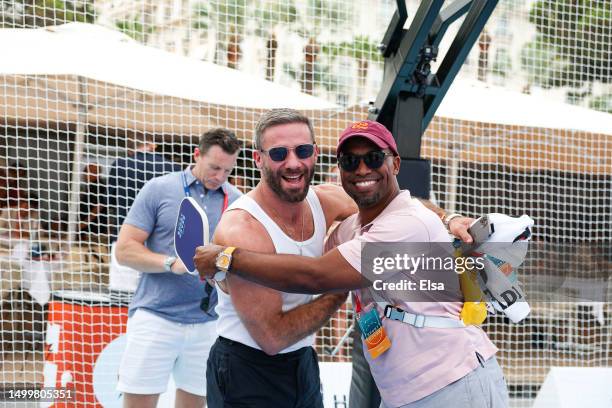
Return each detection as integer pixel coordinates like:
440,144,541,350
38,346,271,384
589,94,612,113
193,0,247,32
192,2,210,30
291,0,353,94
115,19,156,43
300,0,352,36
0,0,95,28
520,39,565,87
322,35,382,63
252,0,297,35
322,35,382,94
283,61,339,92
521,0,611,89
492,48,512,78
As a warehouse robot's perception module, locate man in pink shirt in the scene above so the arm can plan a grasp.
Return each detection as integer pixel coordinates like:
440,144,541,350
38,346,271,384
195,120,509,408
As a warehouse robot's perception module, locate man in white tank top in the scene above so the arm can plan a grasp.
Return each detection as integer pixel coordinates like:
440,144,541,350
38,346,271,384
205,109,358,407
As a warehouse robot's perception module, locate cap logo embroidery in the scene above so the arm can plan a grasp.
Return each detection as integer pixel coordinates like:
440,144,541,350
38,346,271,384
352,122,369,130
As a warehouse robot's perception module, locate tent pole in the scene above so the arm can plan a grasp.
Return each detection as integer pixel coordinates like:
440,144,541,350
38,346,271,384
67,76,88,246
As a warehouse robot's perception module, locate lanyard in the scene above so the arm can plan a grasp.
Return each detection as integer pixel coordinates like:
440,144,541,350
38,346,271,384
181,171,229,213
353,292,363,313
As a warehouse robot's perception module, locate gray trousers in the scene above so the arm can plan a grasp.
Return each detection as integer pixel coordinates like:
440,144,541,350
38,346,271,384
380,355,509,408
349,325,381,408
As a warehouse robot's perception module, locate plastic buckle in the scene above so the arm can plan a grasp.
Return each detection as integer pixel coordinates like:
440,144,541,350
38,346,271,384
384,305,392,318
384,305,405,322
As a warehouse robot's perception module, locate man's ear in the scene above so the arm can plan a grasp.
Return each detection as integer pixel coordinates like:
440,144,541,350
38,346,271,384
253,149,263,169
392,155,401,175
313,143,320,162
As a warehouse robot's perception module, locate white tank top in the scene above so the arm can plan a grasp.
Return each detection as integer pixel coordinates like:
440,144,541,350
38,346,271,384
215,189,327,353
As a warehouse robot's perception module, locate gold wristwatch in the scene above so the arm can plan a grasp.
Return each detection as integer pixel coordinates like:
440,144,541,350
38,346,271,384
215,247,237,273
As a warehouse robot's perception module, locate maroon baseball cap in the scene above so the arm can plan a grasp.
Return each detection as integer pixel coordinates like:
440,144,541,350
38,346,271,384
336,120,399,157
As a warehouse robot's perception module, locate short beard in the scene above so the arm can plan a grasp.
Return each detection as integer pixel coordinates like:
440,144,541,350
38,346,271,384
263,166,314,203
347,190,381,208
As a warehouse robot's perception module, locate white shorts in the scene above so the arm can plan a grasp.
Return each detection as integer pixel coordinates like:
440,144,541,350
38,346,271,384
117,309,217,396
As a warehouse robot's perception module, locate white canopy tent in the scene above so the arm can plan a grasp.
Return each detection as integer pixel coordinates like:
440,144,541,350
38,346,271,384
0,23,336,110
434,81,612,211
0,23,336,242
437,80,612,136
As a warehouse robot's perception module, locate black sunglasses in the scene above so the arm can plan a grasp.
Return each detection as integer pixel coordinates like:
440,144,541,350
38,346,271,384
260,144,315,162
338,150,392,172
199,282,215,316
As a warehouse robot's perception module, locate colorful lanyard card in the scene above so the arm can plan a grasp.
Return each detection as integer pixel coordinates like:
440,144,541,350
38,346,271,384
354,294,391,359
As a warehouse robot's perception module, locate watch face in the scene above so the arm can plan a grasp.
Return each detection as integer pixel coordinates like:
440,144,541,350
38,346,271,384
217,255,230,269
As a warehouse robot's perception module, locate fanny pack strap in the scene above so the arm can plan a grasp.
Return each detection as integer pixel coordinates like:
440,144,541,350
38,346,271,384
358,288,465,329
384,305,466,329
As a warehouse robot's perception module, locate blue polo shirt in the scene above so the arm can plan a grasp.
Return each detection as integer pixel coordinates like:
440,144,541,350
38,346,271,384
107,151,181,242
124,167,242,324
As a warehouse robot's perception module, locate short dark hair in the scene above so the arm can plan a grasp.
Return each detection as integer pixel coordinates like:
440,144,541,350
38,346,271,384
254,108,315,150
198,128,241,155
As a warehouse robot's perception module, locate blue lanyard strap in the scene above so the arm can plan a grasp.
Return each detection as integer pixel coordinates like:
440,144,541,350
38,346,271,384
181,171,191,197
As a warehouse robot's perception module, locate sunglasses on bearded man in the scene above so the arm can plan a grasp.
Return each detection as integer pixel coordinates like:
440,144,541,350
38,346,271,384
260,144,315,162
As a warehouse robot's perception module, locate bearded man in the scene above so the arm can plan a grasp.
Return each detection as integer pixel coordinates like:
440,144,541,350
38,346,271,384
205,109,356,407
